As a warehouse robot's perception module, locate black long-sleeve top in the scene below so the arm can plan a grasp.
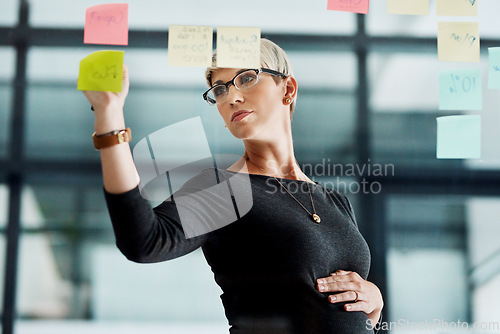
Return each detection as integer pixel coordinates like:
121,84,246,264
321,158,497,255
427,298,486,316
104,168,375,333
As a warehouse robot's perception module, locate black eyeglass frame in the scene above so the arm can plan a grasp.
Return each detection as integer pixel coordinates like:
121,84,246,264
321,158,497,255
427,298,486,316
203,68,287,106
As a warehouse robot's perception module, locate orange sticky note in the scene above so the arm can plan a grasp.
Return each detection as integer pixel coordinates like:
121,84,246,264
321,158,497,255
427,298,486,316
84,3,128,46
327,0,369,14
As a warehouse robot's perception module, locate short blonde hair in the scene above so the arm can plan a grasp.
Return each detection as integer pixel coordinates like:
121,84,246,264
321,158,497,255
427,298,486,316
205,38,297,120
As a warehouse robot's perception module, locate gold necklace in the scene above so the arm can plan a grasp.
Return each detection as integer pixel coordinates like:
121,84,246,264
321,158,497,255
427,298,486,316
243,154,321,223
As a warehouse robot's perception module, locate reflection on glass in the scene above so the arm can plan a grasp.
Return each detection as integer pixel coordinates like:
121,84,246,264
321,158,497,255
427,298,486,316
0,48,15,158
0,0,18,26
387,195,468,325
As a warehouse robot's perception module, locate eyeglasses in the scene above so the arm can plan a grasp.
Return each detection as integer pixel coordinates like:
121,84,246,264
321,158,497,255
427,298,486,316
203,68,287,106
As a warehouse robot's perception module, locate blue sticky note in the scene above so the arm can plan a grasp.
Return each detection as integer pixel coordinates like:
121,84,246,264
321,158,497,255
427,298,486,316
436,115,481,159
439,69,482,110
488,47,500,89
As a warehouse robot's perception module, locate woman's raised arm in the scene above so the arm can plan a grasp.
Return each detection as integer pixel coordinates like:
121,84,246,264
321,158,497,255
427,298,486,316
80,65,140,194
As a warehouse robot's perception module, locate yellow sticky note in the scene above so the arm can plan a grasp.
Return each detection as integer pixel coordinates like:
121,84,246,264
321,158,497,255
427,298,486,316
77,50,124,92
168,25,213,67
438,22,479,62
437,0,478,16
216,27,261,68
387,0,429,15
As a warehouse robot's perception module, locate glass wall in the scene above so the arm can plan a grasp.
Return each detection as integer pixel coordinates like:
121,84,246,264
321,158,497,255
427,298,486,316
387,195,468,323
0,48,15,158
0,0,18,26
2,1,500,333
386,195,500,332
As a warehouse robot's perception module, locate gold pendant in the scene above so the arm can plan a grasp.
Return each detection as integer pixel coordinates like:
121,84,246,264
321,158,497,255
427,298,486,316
312,214,321,223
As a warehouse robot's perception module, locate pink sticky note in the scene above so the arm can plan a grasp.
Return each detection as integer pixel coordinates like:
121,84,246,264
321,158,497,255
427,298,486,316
327,0,369,14
84,3,128,46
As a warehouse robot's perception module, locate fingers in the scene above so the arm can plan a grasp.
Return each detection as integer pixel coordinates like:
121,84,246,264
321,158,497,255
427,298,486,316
121,64,130,93
79,64,130,113
326,288,369,313
316,271,384,317
343,300,368,312
317,271,361,287
324,289,370,313
331,270,352,276
78,64,129,96
317,270,359,281
123,64,129,81
317,279,362,294
328,290,359,303
317,270,363,307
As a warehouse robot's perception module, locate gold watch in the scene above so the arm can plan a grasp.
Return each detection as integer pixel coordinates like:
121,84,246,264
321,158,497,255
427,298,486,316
92,128,131,150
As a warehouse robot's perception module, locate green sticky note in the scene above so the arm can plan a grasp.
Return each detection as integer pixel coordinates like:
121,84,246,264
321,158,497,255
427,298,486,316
488,47,500,89
77,50,124,92
439,68,482,110
436,115,481,159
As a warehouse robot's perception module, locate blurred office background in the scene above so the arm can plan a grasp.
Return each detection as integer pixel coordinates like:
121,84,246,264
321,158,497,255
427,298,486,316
1,0,500,333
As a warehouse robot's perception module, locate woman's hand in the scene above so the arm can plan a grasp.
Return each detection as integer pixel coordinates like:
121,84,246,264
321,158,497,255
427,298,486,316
79,64,130,135
78,64,139,193
316,270,383,328
81,64,130,114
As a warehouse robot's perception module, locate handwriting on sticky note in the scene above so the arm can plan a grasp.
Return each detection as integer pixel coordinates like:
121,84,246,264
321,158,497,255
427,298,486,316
436,115,481,159
387,0,429,15
168,25,213,67
488,47,500,89
438,22,479,62
436,0,477,16
77,51,124,92
216,27,261,68
439,69,482,110
84,3,128,45
326,0,370,14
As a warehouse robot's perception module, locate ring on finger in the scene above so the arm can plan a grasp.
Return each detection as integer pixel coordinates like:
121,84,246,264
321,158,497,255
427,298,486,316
353,290,359,302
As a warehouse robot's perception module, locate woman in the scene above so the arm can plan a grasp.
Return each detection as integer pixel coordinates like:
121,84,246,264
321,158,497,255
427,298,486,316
81,38,383,333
